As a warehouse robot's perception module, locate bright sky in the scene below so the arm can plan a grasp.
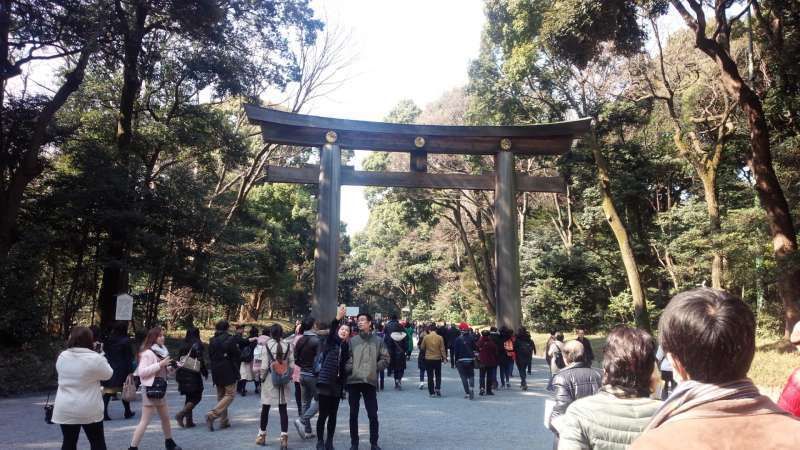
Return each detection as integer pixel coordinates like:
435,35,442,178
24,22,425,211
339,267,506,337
307,0,487,235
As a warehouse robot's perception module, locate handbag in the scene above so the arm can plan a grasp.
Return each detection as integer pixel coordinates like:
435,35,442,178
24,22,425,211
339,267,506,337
122,374,138,402
180,354,202,373
145,376,167,399
44,392,54,424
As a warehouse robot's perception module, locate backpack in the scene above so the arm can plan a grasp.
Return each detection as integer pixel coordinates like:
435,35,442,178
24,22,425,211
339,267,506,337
241,342,254,363
553,345,566,369
312,345,326,376
265,342,291,386
503,338,514,357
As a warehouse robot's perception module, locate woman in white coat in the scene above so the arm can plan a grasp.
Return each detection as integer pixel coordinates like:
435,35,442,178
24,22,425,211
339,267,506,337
255,323,294,449
52,326,113,450
128,327,181,450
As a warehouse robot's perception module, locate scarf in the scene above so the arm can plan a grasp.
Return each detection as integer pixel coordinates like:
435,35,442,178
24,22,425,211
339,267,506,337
645,378,761,431
150,343,169,359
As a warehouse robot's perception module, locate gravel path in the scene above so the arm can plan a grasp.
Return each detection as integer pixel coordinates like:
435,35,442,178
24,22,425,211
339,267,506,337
0,354,555,450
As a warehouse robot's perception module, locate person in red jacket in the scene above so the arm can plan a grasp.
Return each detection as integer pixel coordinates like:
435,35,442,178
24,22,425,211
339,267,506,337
477,330,498,396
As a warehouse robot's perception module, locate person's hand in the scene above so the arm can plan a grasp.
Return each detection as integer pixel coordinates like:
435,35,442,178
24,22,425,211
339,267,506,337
159,357,172,368
336,304,346,320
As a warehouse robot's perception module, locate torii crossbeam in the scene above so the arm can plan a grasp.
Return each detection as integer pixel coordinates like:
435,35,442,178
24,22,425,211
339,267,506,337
245,104,591,329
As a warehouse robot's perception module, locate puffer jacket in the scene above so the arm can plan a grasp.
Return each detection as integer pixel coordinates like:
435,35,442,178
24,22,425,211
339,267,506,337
551,362,602,421
317,318,348,397
477,335,498,366
557,389,662,450
345,331,390,387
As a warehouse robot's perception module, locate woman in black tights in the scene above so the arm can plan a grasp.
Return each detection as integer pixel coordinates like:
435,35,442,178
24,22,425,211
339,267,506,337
255,324,293,449
315,305,349,450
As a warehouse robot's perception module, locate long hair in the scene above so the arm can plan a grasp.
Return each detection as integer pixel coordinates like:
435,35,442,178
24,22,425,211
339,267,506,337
184,327,201,344
140,327,163,354
270,324,284,359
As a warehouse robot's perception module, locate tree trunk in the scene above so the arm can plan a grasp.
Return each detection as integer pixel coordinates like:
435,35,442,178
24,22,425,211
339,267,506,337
682,3,800,337
699,170,724,289
99,3,148,330
592,141,650,331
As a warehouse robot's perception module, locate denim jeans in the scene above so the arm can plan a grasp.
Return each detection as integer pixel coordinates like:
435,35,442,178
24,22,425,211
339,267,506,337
300,374,318,425
455,360,475,394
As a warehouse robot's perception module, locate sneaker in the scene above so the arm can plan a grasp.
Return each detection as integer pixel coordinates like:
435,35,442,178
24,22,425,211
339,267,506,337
464,394,470,399
256,432,266,446
429,393,435,397
294,418,308,439
435,390,441,397
487,391,495,396
418,382,424,390
124,411,136,419
479,389,485,396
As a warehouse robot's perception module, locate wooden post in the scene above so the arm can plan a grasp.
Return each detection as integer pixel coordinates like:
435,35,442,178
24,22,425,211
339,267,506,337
313,141,341,322
494,148,521,330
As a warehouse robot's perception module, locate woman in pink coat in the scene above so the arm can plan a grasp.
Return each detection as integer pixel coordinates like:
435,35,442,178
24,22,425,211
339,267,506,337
128,327,181,450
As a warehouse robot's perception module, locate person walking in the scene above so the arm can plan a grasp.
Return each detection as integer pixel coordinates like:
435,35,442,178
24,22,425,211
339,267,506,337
174,327,208,428
255,324,294,449
128,327,182,450
238,326,259,396
416,326,428,390
477,330,498,396
420,324,447,397
447,324,459,369
557,326,661,450
404,321,414,360
291,320,304,414
655,345,675,400
499,327,515,389
453,322,477,399
345,312,390,450
575,329,594,367
546,332,566,391
315,305,350,450
101,321,135,420
53,326,113,450
513,328,535,391
548,340,602,450
206,320,241,431
294,315,321,439
383,314,407,390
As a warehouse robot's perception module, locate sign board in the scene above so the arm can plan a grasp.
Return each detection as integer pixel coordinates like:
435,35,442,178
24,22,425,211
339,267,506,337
345,306,360,317
374,313,382,320
115,293,133,321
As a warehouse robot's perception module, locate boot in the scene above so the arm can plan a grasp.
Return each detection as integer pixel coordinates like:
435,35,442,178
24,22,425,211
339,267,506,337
165,438,182,450
256,431,266,446
175,402,193,428
280,432,289,450
185,410,196,428
123,400,135,419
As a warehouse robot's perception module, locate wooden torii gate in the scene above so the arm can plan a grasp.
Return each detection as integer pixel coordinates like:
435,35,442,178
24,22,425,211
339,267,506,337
244,104,590,329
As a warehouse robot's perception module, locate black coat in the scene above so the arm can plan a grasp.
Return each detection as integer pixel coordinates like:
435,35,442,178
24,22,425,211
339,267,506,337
317,319,349,397
550,362,602,421
101,334,134,388
513,335,535,367
176,341,208,394
208,331,241,386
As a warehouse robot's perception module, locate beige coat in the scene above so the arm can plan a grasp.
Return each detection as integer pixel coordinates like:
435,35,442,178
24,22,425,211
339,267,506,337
420,332,446,361
630,395,800,450
256,336,294,405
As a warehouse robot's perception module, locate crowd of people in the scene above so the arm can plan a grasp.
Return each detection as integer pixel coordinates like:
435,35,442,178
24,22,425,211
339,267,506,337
49,287,800,450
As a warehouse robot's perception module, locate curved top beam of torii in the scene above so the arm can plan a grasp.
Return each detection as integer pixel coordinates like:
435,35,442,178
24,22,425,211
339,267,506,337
244,104,591,155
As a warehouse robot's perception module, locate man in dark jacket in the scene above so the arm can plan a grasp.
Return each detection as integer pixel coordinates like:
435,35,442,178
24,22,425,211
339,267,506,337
383,314,407,389
453,322,477,399
294,315,321,439
575,329,594,366
206,320,241,431
549,339,601,448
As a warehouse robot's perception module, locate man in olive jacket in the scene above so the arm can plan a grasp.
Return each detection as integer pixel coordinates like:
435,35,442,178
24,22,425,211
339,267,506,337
205,320,241,431
345,312,390,450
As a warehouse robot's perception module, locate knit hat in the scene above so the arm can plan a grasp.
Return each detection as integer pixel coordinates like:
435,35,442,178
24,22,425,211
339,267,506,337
458,322,470,331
